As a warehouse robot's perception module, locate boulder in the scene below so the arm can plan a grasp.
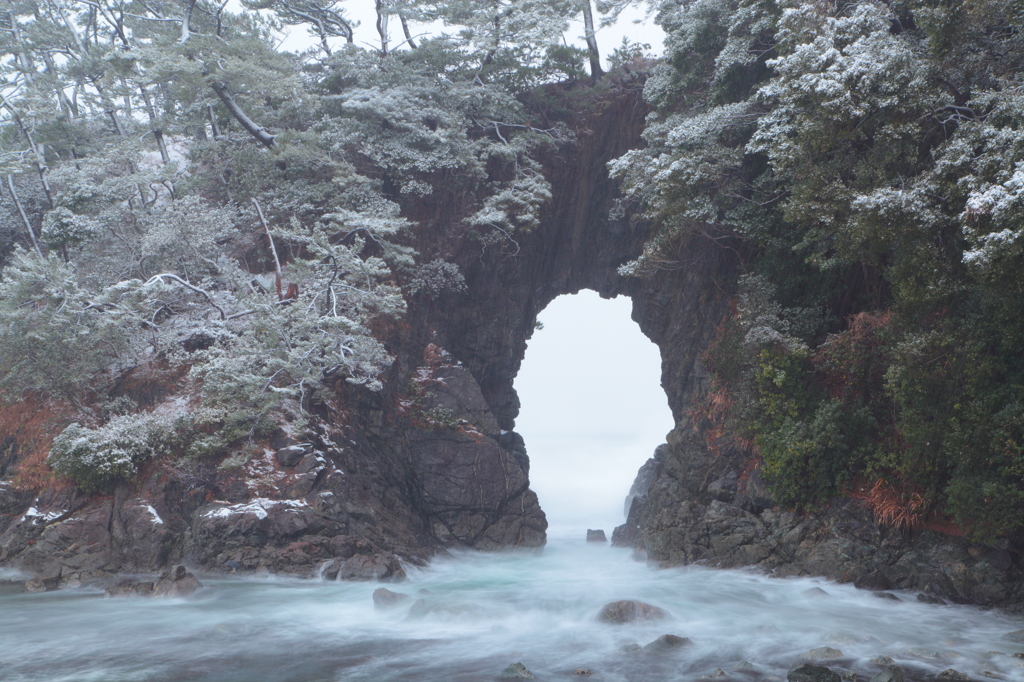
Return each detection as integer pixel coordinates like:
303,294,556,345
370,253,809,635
276,445,308,467
1003,631,1024,643
936,671,971,681
152,565,202,598
373,587,410,609
338,553,406,582
597,600,668,624
708,472,739,502
498,662,534,679
855,571,893,591
587,529,607,542
805,648,844,661
871,657,895,666
870,666,906,682
789,664,842,682
643,634,693,652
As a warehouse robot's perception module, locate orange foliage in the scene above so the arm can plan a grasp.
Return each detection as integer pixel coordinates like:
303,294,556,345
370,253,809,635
852,478,926,530
0,394,73,492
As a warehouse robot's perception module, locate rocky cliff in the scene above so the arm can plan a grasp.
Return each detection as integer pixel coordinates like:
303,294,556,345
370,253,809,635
2,79,1022,610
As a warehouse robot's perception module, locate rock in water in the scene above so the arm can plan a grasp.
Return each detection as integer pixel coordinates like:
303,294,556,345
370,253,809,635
587,529,607,542
936,671,971,681
805,647,844,661
498,662,534,678
152,565,202,598
372,587,410,609
1003,630,1024,643
789,664,842,682
643,634,694,652
870,666,906,682
597,600,669,623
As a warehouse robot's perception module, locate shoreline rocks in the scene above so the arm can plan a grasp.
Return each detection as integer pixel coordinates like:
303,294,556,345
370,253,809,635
597,600,669,624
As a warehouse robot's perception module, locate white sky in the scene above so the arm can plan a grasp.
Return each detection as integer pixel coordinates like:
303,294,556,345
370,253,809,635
260,1,666,63
513,290,674,540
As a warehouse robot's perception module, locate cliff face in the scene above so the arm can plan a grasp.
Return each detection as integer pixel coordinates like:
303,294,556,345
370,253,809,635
1,81,1022,609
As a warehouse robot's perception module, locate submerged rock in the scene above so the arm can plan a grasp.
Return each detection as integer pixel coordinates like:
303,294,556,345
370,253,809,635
498,662,534,678
587,529,607,542
572,668,594,676
803,587,830,598
936,670,971,681
870,666,906,682
702,669,728,679
372,587,410,609
805,647,844,661
871,657,895,666
152,565,202,598
597,600,668,624
619,643,642,653
643,634,693,652
1002,631,1024,643
789,664,842,682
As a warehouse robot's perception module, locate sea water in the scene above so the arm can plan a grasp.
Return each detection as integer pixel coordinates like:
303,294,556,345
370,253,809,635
1,536,1022,682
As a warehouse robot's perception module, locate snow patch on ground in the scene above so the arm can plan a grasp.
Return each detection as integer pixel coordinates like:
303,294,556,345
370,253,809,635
202,498,309,520
142,504,164,525
23,507,64,522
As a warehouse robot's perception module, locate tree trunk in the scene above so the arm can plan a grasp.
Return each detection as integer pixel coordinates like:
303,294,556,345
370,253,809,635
6,174,44,258
581,0,603,79
210,81,276,148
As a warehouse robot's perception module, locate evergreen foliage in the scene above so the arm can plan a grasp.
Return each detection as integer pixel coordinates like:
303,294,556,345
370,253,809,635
617,0,1024,541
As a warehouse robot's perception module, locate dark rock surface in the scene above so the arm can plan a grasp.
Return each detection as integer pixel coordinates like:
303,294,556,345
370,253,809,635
587,529,607,542
789,664,842,682
372,587,410,609
643,634,693,652
597,600,669,624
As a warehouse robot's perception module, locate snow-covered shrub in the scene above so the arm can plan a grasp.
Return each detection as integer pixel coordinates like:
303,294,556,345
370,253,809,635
48,412,188,492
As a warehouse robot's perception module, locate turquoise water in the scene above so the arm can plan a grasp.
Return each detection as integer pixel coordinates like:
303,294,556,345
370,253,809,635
1,537,1023,681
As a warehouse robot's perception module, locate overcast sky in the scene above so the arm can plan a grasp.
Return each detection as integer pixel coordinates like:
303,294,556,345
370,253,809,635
262,1,666,63
513,291,674,540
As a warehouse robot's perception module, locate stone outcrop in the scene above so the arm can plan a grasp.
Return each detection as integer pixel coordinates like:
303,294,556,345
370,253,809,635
1,77,1022,609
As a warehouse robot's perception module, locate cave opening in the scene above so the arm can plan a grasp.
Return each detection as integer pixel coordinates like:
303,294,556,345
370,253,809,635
513,289,674,539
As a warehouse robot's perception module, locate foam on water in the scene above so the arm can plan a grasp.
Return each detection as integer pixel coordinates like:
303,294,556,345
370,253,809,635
1,536,1022,681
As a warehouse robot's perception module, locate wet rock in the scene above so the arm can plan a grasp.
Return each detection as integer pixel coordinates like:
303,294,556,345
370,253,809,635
789,664,842,682
373,587,410,609
805,648,844,661
587,529,607,542
337,553,406,582
917,594,946,605
827,634,861,646
498,662,534,678
152,565,202,598
871,657,895,666
572,668,594,676
619,643,642,653
105,578,155,597
803,587,830,598
643,634,693,652
276,445,308,467
24,576,58,593
736,662,757,671
840,672,856,682
936,671,971,681
904,649,944,660
870,666,905,682
873,592,900,601
1002,631,1024,643
597,600,668,623
703,669,728,679
855,571,893,591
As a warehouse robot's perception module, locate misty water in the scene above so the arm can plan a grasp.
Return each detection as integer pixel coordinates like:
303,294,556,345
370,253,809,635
3,536,1024,682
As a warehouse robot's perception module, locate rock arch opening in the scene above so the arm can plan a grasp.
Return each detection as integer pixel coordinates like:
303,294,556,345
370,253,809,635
514,290,673,538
